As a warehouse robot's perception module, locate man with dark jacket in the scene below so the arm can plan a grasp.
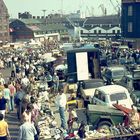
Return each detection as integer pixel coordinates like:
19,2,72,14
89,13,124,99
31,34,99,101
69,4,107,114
0,92,7,117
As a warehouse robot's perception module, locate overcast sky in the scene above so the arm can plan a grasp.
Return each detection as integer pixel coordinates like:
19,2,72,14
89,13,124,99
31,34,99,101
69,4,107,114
4,0,121,18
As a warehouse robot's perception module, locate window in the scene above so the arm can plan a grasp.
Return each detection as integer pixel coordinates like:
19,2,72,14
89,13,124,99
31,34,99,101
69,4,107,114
98,30,101,34
94,91,106,102
133,80,140,91
128,22,133,32
94,30,97,34
128,6,133,16
110,93,127,102
117,30,120,34
112,30,116,34
80,30,83,34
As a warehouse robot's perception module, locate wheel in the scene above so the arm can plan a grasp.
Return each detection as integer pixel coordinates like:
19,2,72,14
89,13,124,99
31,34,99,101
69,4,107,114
97,121,112,130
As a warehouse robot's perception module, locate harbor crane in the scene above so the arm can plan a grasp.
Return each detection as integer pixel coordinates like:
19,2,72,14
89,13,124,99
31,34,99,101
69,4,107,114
109,0,121,16
98,4,107,16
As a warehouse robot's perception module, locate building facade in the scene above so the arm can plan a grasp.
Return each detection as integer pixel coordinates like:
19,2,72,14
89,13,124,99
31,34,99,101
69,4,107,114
121,0,140,48
9,19,69,42
75,15,121,41
0,0,10,43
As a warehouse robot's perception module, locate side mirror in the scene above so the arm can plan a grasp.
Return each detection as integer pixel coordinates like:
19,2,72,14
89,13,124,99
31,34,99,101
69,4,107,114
136,98,140,105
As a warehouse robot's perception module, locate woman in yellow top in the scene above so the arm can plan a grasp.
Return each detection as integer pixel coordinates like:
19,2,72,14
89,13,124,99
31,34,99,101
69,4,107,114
0,113,10,140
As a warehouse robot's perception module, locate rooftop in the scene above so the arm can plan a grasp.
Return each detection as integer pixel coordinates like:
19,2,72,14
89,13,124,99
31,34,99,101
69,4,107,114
84,15,121,25
97,85,128,94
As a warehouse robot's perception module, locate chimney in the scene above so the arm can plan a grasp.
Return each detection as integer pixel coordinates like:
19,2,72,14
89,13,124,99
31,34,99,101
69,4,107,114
18,13,21,19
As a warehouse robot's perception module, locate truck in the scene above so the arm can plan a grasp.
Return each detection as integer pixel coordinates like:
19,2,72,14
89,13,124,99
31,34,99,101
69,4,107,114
66,47,101,83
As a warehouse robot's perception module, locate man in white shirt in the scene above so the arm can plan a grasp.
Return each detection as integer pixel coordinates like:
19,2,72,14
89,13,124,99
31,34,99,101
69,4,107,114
55,86,67,129
21,76,30,92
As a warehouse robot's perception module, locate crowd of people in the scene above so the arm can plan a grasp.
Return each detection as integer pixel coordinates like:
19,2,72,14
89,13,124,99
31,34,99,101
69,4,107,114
0,46,68,140
0,42,140,140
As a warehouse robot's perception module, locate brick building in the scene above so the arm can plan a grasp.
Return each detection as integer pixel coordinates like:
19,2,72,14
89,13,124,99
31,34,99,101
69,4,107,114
0,0,10,43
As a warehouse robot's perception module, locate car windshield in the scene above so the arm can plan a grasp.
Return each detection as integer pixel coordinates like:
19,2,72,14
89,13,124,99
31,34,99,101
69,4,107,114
110,93,127,101
133,80,140,91
112,70,125,77
84,82,104,89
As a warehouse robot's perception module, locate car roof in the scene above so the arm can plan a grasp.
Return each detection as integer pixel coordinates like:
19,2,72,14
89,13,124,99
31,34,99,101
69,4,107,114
106,67,125,71
96,85,128,95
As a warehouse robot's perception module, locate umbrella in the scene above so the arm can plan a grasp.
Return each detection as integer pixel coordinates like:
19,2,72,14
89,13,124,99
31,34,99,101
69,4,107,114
45,57,56,63
55,64,67,71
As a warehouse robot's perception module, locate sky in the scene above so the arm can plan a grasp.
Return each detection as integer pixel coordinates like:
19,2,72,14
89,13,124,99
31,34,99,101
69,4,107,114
4,0,121,18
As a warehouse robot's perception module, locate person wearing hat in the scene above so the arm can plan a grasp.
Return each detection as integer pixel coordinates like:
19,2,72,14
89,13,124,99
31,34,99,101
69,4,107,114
0,92,7,116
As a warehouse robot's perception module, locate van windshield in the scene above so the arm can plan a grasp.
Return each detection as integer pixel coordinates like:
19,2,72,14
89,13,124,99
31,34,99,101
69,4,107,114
110,93,127,101
112,70,125,77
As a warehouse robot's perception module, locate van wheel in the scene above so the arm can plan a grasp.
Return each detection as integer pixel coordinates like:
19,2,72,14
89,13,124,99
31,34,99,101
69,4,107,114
97,121,112,130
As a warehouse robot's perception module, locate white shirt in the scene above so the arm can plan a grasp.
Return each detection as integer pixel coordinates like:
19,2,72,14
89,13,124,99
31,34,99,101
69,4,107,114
55,93,67,108
21,77,30,87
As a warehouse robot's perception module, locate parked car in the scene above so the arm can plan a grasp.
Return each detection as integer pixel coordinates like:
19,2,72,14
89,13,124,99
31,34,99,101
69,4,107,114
91,85,133,109
102,66,126,85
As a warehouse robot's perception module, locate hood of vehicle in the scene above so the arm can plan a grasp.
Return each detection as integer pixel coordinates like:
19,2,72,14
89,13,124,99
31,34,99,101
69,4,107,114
83,88,96,97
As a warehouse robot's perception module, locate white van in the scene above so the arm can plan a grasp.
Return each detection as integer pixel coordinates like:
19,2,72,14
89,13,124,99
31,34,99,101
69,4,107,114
91,85,133,109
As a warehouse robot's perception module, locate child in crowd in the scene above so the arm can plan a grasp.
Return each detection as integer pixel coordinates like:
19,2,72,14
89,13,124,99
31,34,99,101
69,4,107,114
67,106,78,133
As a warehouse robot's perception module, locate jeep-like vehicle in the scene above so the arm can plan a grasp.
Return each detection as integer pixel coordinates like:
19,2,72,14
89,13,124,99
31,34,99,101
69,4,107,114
76,104,125,130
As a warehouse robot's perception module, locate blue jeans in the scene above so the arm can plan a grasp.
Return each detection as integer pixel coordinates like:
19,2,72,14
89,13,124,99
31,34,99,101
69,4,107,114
59,107,66,129
6,99,11,112
10,96,14,111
